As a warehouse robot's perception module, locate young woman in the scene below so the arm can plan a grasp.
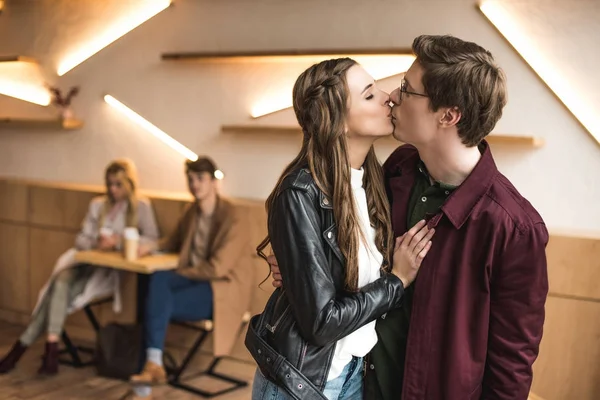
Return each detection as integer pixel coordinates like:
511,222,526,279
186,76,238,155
246,58,434,399
0,159,159,376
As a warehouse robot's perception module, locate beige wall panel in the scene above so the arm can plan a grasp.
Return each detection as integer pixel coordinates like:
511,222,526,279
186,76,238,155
0,180,28,223
29,186,98,231
547,234,600,300
0,308,30,326
531,296,600,400
28,186,65,228
62,189,99,231
0,223,29,313
151,198,188,239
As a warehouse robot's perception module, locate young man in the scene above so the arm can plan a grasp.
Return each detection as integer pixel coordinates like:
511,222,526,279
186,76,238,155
271,35,548,399
363,35,548,400
128,157,253,400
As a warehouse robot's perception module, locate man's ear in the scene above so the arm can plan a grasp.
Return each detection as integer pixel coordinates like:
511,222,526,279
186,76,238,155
440,106,461,128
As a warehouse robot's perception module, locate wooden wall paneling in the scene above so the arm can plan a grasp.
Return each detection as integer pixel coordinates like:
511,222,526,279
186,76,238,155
28,186,66,228
29,186,99,231
528,393,546,400
546,233,600,300
0,308,30,326
62,189,99,231
0,180,28,223
0,222,29,313
151,198,188,238
531,296,600,400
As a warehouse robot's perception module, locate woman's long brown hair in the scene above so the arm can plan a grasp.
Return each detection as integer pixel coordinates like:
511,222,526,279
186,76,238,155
257,58,393,291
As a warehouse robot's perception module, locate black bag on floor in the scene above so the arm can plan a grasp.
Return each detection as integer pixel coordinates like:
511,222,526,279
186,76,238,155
95,323,143,380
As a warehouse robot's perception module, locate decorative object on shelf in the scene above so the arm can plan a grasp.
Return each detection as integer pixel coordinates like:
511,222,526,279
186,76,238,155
48,85,79,120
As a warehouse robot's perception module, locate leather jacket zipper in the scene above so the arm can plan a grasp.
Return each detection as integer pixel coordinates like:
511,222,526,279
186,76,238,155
266,304,291,333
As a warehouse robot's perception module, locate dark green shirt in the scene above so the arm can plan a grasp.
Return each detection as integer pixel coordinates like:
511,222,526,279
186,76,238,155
365,162,457,400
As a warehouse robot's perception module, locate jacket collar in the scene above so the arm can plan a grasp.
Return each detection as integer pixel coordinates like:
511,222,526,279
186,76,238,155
440,140,498,229
319,190,333,210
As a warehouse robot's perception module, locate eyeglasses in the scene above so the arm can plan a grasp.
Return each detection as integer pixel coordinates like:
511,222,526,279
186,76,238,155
397,79,428,103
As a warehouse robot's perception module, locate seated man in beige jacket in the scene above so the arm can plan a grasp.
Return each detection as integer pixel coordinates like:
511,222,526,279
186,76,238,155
127,157,253,400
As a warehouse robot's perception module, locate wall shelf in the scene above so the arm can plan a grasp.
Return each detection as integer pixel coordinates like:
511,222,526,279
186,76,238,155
0,55,37,63
221,125,545,148
162,49,412,62
0,118,83,130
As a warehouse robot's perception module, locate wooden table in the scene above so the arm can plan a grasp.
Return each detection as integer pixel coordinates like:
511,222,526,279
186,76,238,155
74,250,179,274
74,250,180,324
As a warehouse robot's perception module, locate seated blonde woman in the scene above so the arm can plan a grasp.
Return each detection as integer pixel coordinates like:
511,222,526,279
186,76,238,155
0,159,159,376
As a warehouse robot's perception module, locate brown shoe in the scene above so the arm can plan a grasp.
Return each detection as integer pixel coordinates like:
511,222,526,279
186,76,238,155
118,389,153,400
130,361,167,385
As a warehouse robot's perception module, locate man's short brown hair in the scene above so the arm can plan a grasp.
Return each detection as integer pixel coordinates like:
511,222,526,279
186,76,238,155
186,156,218,179
412,35,507,146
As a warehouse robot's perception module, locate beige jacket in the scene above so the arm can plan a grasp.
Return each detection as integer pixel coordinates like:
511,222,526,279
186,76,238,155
160,196,253,357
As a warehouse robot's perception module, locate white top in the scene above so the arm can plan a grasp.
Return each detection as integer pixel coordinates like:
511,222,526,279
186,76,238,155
327,167,384,381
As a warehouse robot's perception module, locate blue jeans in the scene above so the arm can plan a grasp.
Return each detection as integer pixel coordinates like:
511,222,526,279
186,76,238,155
252,357,363,400
145,270,213,350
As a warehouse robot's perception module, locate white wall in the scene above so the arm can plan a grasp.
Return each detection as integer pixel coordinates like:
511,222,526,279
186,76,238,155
0,0,598,232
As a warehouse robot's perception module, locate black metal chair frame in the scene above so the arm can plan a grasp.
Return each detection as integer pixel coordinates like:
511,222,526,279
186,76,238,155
165,316,250,398
58,297,113,367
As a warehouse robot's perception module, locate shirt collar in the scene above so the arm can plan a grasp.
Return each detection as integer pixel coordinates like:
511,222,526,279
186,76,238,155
440,140,498,229
417,161,458,193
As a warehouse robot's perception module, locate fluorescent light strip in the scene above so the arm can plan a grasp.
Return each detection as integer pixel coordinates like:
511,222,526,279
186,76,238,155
57,0,171,76
479,1,599,145
251,54,415,118
104,94,198,161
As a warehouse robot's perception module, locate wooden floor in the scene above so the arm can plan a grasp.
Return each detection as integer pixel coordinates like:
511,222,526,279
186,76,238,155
0,321,256,399
0,321,546,400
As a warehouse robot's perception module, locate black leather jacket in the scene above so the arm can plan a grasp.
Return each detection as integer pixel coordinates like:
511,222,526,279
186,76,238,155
246,168,405,399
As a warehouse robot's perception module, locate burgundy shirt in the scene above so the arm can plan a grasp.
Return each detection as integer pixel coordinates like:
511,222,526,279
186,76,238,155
381,142,548,399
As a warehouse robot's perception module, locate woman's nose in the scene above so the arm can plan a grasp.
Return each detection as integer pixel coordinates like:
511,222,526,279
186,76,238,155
382,92,391,105
389,87,401,105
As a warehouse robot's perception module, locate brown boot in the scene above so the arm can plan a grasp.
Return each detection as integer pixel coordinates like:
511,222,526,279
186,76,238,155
37,341,59,375
130,361,167,385
0,340,28,374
